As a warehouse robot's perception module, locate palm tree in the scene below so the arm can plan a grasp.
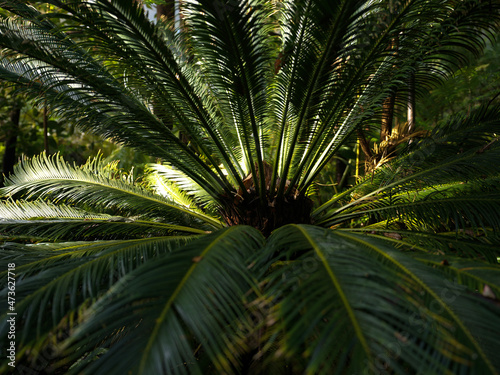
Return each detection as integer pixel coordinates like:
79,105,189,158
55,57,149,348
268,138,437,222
1,0,500,373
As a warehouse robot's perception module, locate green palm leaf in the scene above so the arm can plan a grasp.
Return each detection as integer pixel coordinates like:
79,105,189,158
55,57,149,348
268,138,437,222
0,236,193,354
62,226,265,375
294,0,500,192
145,163,216,211
0,199,205,240
410,254,500,296
314,106,500,242
182,0,273,195
324,182,500,231
261,225,500,374
343,228,500,264
0,0,231,195
1,153,223,230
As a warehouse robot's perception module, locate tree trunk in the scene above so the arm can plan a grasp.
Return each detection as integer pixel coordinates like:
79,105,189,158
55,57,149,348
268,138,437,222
336,158,346,187
407,72,416,135
381,37,398,142
356,128,372,160
2,106,21,184
380,93,396,141
156,0,175,21
220,194,313,237
219,162,313,237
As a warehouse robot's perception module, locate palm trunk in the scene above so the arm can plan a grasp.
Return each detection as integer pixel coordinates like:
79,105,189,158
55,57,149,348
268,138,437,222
357,128,372,160
220,194,313,237
219,162,313,236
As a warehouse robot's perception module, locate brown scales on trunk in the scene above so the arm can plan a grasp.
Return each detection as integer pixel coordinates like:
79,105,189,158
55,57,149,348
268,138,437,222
219,162,313,237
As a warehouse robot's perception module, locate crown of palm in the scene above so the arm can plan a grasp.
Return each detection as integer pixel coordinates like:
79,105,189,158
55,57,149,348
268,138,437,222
1,0,500,374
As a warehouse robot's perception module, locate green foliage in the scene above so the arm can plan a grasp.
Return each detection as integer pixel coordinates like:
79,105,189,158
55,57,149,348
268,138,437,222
261,225,500,374
418,35,500,126
0,0,500,374
0,83,118,172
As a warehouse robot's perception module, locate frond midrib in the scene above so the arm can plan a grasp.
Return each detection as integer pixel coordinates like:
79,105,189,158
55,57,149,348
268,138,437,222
326,195,500,225
0,217,207,235
292,224,373,361
335,230,498,374
137,226,241,373
4,174,223,228
2,236,186,339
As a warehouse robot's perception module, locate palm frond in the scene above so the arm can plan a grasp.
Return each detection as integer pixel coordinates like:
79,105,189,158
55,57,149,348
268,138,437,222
1,153,223,230
51,0,248,192
0,236,193,354
182,0,274,195
342,228,500,264
145,163,216,211
0,199,205,240
273,0,387,194
314,105,500,231
0,0,233,195
410,254,500,297
62,226,264,375
260,225,500,374
323,179,500,229
1,0,499,200
1,1,500,373
294,0,500,193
